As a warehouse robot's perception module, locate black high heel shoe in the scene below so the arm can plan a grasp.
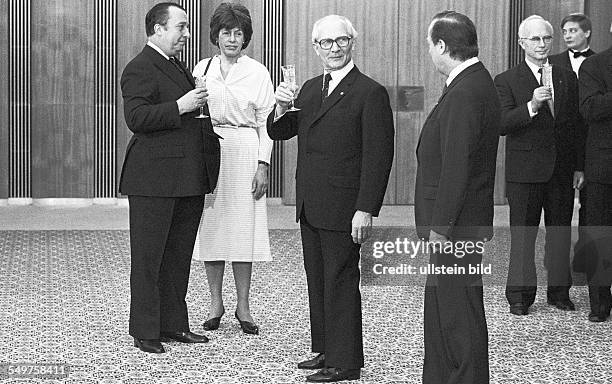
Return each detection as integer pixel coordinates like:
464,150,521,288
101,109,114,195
203,308,225,331
234,311,259,335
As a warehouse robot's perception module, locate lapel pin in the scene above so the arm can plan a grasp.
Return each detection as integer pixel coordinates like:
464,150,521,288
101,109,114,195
340,92,345,96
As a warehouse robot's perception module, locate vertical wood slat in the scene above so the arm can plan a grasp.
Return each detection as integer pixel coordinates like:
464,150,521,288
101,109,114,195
8,0,31,198
177,0,200,71
0,0,9,198
585,0,612,53
263,0,283,198
509,0,525,68
95,0,117,198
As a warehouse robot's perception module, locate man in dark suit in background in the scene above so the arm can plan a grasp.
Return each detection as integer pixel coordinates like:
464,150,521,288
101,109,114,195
416,11,500,384
269,14,394,383
549,13,593,275
495,15,585,316
120,2,221,353
579,45,612,322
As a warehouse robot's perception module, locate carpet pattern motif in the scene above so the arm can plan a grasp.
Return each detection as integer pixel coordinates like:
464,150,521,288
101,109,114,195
0,230,610,383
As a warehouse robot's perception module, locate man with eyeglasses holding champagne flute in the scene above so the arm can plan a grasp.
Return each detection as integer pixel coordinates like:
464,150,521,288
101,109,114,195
494,15,585,317
268,14,394,383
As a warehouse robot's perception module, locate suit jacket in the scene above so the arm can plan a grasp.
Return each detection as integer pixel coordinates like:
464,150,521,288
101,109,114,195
579,47,612,184
119,45,221,196
415,62,500,240
268,66,395,232
549,48,596,70
494,61,585,183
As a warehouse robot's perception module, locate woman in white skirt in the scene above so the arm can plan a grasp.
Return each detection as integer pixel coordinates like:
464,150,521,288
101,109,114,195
192,3,275,335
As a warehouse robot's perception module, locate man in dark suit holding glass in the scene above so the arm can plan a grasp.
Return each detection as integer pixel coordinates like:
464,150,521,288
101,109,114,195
269,14,394,383
120,2,221,353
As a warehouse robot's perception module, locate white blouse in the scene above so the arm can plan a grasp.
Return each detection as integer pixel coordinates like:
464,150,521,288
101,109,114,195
193,55,275,163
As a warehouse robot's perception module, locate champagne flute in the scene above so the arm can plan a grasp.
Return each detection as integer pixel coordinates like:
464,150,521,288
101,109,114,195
281,64,300,112
194,75,209,119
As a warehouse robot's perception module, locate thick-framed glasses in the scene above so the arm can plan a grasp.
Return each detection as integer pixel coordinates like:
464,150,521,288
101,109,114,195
315,36,351,50
520,35,553,44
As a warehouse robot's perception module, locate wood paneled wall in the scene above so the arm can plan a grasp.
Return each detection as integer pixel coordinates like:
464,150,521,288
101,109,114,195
586,0,612,53
0,0,8,199
284,0,510,204
30,0,95,198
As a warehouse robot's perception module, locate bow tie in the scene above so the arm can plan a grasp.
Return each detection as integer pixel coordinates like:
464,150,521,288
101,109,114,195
572,50,591,58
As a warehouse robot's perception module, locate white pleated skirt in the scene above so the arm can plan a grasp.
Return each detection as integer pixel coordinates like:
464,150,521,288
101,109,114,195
193,126,271,262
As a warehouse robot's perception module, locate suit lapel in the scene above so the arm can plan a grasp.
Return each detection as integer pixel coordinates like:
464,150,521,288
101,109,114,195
308,66,359,129
143,45,193,92
417,63,484,154
552,65,564,118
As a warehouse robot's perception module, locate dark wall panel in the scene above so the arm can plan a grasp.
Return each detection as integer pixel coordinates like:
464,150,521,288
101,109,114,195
0,0,8,198
30,0,94,198
586,0,612,53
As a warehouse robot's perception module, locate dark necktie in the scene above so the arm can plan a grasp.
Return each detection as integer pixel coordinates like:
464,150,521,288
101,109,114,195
572,50,592,58
538,67,543,85
321,73,332,102
169,57,186,75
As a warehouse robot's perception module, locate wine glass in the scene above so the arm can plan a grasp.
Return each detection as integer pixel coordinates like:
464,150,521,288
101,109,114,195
194,75,209,119
281,64,300,112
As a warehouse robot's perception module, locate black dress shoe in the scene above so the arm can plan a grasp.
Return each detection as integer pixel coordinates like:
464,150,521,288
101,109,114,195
588,312,607,322
159,331,209,343
547,298,575,311
306,368,361,382
298,353,326,369
509,303,528,316
133,338,165,353
234,312,259,335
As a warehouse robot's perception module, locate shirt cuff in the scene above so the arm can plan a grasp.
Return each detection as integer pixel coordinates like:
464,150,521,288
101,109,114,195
527,101,538,118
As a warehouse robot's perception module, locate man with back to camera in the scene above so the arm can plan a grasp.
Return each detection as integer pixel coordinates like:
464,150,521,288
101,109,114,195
578,39,612,322
415,11,500,384
268,14,394,383
494,15,585,316
120,2,221,353
548,13,592,276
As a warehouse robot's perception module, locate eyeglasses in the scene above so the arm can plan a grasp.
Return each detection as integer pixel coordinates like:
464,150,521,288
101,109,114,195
314,36,351,50
520,35,553,44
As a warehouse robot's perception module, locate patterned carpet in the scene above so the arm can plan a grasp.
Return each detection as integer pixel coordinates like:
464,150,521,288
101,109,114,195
0,229,610,384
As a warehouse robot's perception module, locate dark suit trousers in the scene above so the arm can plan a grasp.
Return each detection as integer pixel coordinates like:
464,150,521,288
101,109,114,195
423,249,489,384
583,183,612,315
299,211,364,369
128,195,205,339
505,167,574,306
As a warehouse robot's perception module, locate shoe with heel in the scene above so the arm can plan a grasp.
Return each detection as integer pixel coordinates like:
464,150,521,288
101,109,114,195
203,307,225,331
234,311,259,335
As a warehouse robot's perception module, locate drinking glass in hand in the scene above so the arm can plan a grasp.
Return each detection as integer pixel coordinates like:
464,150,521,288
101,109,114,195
280,65,300,112
194,75,209,119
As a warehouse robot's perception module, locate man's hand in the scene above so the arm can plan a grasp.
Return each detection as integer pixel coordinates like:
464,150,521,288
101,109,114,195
274,81,299,116
251,163,269,200
428,230,448,243
351,210,372,244
530,86,552,112
177,88,208,115
573,171,585,190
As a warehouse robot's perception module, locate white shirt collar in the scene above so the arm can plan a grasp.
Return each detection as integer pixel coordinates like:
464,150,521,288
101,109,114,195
325,60,355,83
446,57,480,86
147,41,170,60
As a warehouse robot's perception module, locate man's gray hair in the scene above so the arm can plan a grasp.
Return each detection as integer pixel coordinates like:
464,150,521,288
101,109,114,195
311,14,358,43
518,14,553,37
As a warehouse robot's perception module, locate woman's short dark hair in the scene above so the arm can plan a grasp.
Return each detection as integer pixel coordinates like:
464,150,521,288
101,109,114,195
429,11,479,61
145,2,186,37
209,3,253,49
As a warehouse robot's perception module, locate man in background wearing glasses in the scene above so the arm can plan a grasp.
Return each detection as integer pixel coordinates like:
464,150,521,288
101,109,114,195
269,14,394,383
495,15,585,317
